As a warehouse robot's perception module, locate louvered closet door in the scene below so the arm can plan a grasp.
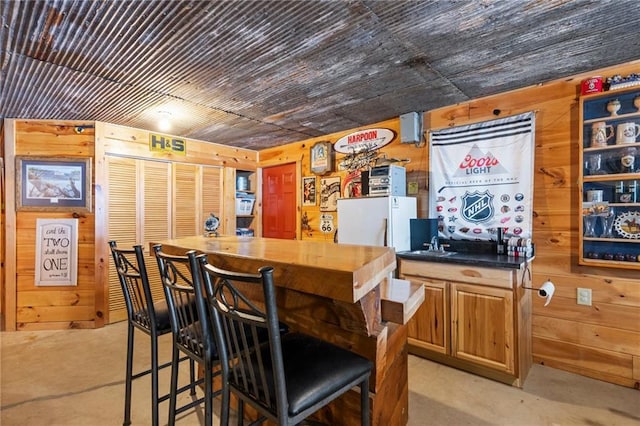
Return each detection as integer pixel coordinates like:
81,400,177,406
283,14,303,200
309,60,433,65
106,156,138,323
174,163,199,237
141,160,171,305
201,166,223,234
173,164,223,237
106,156,170,323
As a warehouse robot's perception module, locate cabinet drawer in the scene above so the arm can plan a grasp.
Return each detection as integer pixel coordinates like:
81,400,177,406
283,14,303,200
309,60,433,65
399,259,514,289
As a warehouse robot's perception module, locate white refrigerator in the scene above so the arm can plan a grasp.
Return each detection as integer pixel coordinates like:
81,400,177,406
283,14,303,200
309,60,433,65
337,196,417,252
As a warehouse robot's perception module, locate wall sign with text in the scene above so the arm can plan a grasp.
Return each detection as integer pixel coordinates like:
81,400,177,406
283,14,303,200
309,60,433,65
149,133,186,155
429,112,535,240
35,218,78,286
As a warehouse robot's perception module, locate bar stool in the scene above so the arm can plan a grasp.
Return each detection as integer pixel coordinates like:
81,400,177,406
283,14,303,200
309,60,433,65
108,241,196,426
196,256,373,426
153,245,222,426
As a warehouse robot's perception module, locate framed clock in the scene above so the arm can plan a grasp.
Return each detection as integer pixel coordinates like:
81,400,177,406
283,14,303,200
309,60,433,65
310,141,334,175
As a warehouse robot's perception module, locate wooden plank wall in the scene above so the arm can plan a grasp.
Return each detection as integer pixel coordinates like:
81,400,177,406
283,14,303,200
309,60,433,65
260,118,429,243
4,120,98,331
261,62,640,389
2,120,258,331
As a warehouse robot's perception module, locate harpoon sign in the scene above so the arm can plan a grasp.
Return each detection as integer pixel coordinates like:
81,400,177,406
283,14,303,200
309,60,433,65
334,128,395,154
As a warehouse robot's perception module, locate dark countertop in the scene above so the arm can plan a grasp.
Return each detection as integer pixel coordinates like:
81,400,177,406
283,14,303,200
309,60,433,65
396,250,533,269
396,240,534,270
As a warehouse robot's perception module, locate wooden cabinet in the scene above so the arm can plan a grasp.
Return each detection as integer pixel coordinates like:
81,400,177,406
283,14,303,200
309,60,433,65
579,87,640,269
399,259,530,387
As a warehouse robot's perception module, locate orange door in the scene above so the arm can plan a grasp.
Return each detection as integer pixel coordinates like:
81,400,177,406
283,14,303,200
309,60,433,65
262,163,297,239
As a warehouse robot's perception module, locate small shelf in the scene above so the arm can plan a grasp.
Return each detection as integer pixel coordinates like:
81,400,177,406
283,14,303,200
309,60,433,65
583,237,640,244
581,258,640,270
584,173,640,182
583,111,640,124
584,141,640,152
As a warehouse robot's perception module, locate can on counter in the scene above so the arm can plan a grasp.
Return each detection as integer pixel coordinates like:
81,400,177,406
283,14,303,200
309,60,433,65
581,76,603,95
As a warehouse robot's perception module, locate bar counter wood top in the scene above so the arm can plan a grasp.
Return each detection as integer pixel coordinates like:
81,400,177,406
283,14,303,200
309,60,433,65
154,235,418,426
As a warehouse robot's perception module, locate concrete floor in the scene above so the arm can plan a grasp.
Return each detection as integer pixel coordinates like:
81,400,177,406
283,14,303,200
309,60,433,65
1,321,639,426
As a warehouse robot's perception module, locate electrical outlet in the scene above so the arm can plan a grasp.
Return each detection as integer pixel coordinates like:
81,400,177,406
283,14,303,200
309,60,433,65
577,288,592,306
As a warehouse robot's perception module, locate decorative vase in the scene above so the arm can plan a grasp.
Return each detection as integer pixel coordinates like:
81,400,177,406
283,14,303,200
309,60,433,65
599,209,616,238
583,215,598,237
607,99,621,116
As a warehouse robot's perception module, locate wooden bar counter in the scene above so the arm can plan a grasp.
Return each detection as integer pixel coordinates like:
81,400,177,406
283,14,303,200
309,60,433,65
155,235,417,426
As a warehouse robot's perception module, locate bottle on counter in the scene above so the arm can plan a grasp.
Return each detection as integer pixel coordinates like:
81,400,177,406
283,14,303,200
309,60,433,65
496,227,505,254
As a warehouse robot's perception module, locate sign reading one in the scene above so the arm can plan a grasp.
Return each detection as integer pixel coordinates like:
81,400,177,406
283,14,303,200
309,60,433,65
35,218,78,286
334,128,395,154
149,133,186,155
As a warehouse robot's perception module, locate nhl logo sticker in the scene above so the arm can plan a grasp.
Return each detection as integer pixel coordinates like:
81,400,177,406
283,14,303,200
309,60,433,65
462,190,494,223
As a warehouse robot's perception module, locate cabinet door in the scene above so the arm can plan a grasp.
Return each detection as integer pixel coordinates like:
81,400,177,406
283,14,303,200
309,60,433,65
451,283,515,374
404,276,449,354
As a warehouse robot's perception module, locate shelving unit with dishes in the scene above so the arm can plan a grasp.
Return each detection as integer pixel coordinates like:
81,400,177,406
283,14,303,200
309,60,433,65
235,170,257,237
579,86,640,269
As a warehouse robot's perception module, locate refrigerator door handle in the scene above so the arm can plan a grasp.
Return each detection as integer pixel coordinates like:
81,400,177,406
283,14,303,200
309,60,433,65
383,218,388,247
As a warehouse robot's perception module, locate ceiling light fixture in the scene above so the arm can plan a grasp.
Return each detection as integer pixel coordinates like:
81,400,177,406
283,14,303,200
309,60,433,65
157,111,172,132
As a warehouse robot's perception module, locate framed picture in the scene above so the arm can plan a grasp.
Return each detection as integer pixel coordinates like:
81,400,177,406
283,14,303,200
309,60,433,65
302,176,316,206
320,176,340,212
16,157,92,212
310,141,334,175
35,218,78,286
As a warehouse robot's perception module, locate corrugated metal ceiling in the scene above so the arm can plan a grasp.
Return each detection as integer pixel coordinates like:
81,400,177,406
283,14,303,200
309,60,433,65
1,0,640,150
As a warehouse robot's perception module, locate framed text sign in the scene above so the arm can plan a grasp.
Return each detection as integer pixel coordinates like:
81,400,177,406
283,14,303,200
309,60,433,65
35,218,79,286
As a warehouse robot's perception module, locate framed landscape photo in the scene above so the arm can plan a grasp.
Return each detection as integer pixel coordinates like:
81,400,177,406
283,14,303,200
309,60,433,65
16,157,92,212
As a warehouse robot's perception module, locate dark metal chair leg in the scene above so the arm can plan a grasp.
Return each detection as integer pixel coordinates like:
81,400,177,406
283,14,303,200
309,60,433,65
220,382,230,426
189,359,196,396
150,332,160,426
236,399,244,426
204,364,213,426
361,377,370,426
123,323,134,426
167,346,180,426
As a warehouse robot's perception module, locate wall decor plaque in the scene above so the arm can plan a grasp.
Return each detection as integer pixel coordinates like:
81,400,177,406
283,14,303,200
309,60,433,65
35,218,78,286
310,141,334,175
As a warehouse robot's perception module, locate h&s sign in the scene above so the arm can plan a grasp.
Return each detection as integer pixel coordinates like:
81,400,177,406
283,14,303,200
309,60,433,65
149,133,186,155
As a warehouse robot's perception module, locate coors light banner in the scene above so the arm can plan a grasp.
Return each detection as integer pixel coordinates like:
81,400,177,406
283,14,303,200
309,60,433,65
429,112,535,241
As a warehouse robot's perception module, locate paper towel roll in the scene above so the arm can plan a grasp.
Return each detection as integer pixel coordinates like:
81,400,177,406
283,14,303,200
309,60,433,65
538,280,555,306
